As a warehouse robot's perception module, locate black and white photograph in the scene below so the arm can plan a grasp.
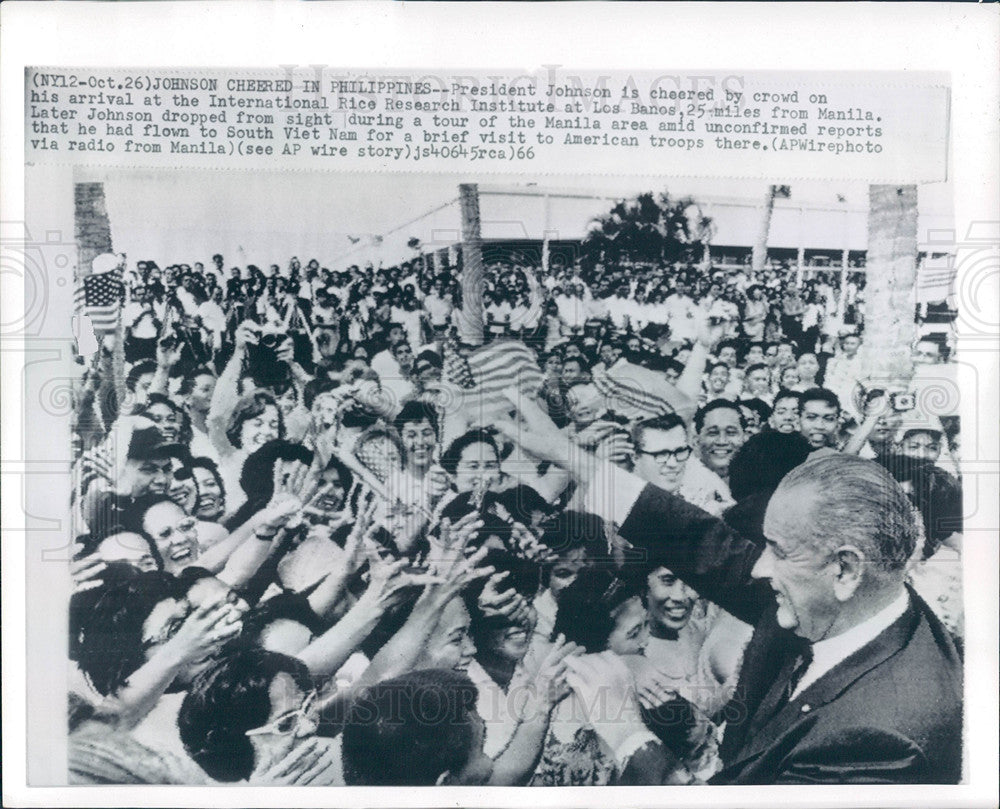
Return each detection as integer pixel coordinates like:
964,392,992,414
2,5,997,808
58,170,965,786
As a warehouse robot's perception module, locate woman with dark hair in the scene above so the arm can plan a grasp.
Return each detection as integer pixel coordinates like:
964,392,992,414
178,646,336,784
71,565,243,730
342,668,490,785
532,567,649,786
138,393,193,448
440,428,503,499
224,439,313,532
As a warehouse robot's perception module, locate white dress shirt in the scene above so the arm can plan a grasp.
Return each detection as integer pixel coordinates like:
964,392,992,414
792,589,910,699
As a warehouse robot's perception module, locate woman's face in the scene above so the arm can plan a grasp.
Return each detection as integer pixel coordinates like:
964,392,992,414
187,374,216,413
484,607,536,664
239,404,280,451
168,460,198,514
453,440,501,494
797,353,820,381
400,419,437,473
780,366,800,388
142,500,200,574
421,598,476,671
606,596,649,656
192,466,225,520
275,386,298,417
146,402,182,443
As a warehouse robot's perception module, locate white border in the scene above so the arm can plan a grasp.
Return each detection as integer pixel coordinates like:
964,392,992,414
2,3,998,808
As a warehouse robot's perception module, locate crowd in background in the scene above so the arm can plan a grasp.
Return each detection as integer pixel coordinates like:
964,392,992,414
67,245,963,786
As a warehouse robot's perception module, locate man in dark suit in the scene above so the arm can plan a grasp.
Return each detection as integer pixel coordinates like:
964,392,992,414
501,402,963,784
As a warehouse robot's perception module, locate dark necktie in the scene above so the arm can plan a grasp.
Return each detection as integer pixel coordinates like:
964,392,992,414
783,646,814,705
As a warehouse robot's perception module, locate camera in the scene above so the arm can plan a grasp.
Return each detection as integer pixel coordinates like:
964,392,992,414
891,392,916,412
260,332,289,350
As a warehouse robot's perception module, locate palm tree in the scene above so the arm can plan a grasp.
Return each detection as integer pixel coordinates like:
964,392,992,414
751,184,791,272
859,184,919,385
582,191,713,267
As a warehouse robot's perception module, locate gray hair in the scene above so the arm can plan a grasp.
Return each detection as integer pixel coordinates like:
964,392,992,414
772,454,921,580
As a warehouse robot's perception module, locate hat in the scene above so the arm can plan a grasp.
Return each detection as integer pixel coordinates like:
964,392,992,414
413,352,442,376
895,411,945,444
127,426,186,462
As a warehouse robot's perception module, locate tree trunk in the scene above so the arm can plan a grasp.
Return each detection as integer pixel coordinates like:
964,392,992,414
751,185,777,272
859,184,918,387
456,183,484,345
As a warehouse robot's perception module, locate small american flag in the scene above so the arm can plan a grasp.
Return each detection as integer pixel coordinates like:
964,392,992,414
442,333,475,390
75,269,124,334
444,338,545,415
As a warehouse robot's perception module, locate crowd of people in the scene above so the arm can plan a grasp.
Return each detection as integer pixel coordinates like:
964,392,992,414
67,245,963,786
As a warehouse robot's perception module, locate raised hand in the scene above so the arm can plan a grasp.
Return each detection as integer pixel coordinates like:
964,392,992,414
71,552,107,594
524,633,581,710
249,738,338,786
161,599,243,668
509,522,557,565
233,321,260,352
155,338,184,369
477,571,530,621
495,388,594,481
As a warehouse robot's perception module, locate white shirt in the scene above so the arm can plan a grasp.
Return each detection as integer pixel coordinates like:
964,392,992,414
792,589,910,699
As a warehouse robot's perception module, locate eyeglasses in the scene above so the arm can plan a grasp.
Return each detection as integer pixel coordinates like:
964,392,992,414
637,446,692,463
245,691,318,737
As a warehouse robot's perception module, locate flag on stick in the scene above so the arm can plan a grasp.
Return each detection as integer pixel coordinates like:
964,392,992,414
74,264,124,335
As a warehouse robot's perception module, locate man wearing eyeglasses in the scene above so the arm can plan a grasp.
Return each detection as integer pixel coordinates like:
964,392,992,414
632,413,734,517
632,414,692,495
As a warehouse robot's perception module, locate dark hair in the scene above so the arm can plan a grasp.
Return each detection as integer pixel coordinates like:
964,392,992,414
744,362,768,377
772,387,801,408
877,455,963,556
141,393,193,445
728,431,813,502
178,365,215,397
738,397,772,423
190,456,225,498
225,439,314,531
178,647,314,782
241,591,328,647
393,399,439,437
537,509,607,563
631,413,687,449
342,668,480,785
493,484,551,528
72,566,180,696
125,360,158,392
302,376,338,412
440,429,500,478
664,358,685,377
121,493,182,569
552,567,641,653
708,361,729,375
799,387,841,414
694,399,746,433
226,391,285,449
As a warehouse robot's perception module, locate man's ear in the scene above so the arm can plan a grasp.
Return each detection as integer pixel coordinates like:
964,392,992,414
832,545,866,601
434,770,452,786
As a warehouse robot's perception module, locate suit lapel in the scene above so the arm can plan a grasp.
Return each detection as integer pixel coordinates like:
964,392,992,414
723,597,919,776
